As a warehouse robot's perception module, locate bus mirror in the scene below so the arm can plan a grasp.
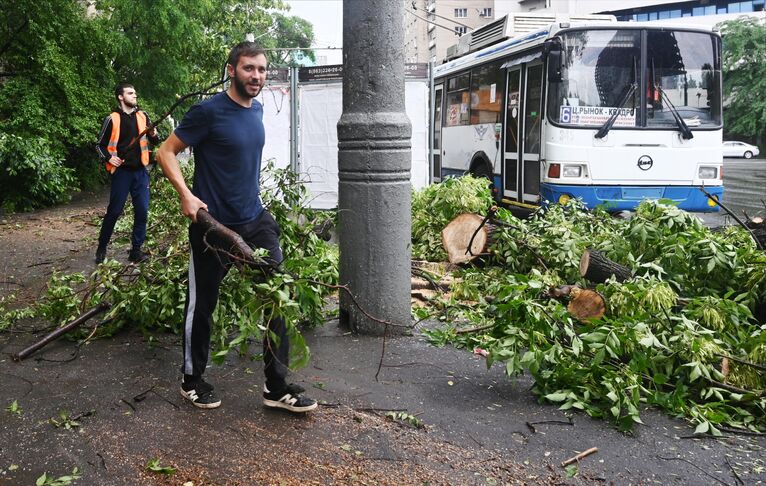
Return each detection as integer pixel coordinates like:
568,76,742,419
547,50,562,83
542,39,558,56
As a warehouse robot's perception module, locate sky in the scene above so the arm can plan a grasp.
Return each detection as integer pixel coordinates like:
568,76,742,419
285,0,344,64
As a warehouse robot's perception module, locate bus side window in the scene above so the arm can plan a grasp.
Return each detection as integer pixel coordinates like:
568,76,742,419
446,73,471,126
469,61,505,125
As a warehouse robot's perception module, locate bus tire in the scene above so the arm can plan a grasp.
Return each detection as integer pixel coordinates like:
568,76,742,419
469,156,492,180
468,156,499,201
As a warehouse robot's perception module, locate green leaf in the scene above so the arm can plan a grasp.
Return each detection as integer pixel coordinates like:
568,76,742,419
694,421,710,435
146,458,176,475
545,393,569,402
689,365,701,382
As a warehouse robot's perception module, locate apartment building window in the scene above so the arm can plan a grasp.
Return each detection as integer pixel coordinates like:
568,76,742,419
729,1,755,12
692,5,716,15
454,8,467,18
480,7,492,17
455,26,467,36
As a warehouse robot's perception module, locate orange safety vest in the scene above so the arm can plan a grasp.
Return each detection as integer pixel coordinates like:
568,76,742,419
105,111,150,173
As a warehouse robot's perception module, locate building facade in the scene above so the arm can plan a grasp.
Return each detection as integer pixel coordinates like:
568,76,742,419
404,0,497,64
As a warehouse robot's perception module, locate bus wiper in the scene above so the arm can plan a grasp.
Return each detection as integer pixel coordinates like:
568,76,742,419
595,56,638,139
650,58,693,140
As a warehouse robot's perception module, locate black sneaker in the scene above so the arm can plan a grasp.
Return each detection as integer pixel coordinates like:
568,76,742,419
128,247,149,263
263,383,317,413
95,246,106,264
180,379,221,409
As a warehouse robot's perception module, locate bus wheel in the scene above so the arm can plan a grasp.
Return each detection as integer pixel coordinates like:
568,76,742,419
469,162,499,201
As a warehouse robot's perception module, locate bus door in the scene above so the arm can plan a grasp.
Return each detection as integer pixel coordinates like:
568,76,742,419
521,63,543,204
431,83,444,183
503,63,543,203
503,68,522,200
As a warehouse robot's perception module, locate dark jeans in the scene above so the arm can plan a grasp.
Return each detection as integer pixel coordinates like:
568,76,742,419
98,168,150,250
181,210,288,389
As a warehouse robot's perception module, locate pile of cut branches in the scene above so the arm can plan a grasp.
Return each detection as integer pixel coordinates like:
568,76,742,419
1,161,339,368
413,179,766,435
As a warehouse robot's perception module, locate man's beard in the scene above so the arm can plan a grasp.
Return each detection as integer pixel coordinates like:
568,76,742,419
233,75,261,99
123,99,137,109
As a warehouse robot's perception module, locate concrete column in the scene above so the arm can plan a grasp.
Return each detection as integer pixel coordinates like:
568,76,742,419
338,0,412,335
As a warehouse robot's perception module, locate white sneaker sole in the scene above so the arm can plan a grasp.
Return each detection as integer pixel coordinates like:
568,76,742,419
263,398,318,413
180,389,221,409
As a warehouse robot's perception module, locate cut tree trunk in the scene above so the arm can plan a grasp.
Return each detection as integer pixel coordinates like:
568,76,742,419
580,249,633,284
567,287,607,321
746,216,766,250
546,285,607,321
442,213,495,264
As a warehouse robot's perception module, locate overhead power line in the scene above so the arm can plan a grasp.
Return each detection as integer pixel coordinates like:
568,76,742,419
406,8,464,34
411,1,472,29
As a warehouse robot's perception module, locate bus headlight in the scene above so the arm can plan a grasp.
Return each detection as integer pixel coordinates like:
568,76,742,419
698,166,717,179
562,165,586,177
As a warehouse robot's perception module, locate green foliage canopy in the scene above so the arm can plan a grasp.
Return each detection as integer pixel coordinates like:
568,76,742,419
720,17,766,145
0,0,315,211
0,0,114,209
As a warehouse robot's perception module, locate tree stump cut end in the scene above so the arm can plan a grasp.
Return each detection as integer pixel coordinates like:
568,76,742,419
442,214,489,264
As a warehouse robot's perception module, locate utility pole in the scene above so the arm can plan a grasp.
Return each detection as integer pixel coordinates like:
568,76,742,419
337,0,412,335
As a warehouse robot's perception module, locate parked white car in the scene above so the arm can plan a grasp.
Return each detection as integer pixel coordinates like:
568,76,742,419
723,141,760,159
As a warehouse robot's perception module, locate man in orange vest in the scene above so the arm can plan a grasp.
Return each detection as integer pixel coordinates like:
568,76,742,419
95,83,160,264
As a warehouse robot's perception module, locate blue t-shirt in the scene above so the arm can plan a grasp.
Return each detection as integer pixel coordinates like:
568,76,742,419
175,92,265,225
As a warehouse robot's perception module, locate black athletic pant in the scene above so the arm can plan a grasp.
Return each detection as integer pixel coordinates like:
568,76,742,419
181,210,288,390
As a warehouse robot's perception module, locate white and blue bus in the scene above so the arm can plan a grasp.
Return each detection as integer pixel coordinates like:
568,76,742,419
430,14,723,212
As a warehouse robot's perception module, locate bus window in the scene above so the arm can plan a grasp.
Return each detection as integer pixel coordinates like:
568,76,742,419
524,65,543,155
433,88,443,151
433,86,443,179
646,31,721,128
469,61,505,124
547,30,640,128
446,73,471,126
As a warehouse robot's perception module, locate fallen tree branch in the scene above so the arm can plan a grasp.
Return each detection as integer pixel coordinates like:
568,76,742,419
561,447,598,467
716,353,766,373
196,209,272,270
707,379,765,397
12,302,111,361
525,418,574,434
699,186,764,250
455,323,494,335
717,426,766,437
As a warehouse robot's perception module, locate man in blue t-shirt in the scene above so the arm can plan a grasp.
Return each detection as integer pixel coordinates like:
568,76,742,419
156,42,316,413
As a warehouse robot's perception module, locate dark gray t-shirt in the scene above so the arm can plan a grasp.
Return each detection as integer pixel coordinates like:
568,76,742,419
175,92,265,225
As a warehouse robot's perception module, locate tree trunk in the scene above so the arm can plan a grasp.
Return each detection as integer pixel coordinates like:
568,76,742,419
746,216,766,250
580,249,633,284
567,287,607,321
442,213,495,264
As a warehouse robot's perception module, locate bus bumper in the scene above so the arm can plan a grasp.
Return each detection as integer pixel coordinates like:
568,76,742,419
539,184,723,212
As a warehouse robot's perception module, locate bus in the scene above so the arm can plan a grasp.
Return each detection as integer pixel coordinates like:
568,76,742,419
430,14,723,212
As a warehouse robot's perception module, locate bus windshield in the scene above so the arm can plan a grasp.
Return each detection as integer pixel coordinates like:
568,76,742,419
547,28,721,129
